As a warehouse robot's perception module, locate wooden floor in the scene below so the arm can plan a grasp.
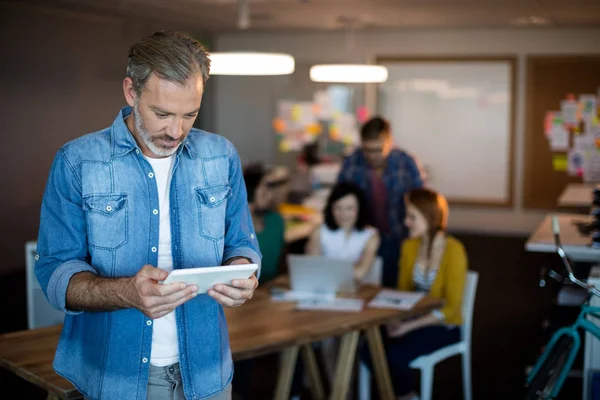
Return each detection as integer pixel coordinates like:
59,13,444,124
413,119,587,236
0,233,586,399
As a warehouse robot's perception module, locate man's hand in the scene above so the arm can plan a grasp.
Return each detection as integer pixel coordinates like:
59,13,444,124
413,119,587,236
208,257,259,307
126,265,198,319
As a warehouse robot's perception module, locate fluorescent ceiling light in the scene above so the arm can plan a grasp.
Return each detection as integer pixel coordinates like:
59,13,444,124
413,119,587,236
209,52,295,76
310,64,388,83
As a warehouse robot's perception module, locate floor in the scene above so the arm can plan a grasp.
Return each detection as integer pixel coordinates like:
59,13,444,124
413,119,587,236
0,233,588,399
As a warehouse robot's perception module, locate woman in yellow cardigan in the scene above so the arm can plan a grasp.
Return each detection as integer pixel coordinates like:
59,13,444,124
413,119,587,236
361,187,467,400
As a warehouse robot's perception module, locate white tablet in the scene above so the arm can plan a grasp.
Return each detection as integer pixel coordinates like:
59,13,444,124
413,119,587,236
162,264,258,294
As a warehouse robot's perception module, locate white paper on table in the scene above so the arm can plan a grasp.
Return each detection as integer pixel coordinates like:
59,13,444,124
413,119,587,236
549,125,570,151
270,289,335,303
561,99,579,125
296,297,365,312
367,289,425,311
580,94,598,123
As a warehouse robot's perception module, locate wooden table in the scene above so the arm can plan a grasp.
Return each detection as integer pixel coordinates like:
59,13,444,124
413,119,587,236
557,183,596,213
525,213,600,262
0,284,441,400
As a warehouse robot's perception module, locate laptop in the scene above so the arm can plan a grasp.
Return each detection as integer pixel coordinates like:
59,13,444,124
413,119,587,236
287,254,357,295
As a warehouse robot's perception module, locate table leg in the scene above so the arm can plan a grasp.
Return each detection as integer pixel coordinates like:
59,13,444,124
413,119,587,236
301,344,325,400
329,331,360,400
365,326,395,400
274,345,300,400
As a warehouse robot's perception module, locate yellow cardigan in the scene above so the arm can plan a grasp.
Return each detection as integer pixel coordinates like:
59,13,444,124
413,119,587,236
398,235,468,325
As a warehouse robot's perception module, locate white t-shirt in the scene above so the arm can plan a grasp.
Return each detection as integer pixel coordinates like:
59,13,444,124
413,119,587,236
144,154,179,367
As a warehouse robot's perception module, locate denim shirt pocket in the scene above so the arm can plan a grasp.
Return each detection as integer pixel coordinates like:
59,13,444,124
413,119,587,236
195,185,231,241
83,193,128,250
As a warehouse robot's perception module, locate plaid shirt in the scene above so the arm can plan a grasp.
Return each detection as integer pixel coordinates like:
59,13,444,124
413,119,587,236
337,148,424,238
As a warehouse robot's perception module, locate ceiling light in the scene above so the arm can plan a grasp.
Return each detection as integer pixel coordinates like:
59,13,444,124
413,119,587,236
209,52,295,76
310,64,388,83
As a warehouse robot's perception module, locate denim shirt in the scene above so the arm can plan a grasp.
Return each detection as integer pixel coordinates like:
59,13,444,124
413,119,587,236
34,106,262,400
337,148,424,239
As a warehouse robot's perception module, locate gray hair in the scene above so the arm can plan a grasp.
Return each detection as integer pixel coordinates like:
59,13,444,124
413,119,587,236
126,30,211,96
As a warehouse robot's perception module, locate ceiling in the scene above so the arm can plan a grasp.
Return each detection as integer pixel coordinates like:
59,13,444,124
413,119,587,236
4,0,600,32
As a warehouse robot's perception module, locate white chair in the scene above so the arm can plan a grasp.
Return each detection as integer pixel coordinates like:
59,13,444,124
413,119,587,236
409,270,478,400
358,270,479,400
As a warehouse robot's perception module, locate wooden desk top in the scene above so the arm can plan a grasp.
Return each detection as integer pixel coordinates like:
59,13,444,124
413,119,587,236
525,213,600,262
0,284,441,399
558,183,596,209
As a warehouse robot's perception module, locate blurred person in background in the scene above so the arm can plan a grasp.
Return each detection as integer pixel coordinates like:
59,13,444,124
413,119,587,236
337,116,424,288
360,187,467,400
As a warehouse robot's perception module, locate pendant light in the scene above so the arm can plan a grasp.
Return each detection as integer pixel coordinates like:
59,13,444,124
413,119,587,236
208,0,295,76
309,21,387,83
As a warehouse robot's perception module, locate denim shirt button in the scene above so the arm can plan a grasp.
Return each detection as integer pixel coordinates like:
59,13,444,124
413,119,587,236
135,149,140,154
142,357,148,363
148,172,154,178
250,233,255,239
151,247,157,253
153,209,159,215
146,320,152,326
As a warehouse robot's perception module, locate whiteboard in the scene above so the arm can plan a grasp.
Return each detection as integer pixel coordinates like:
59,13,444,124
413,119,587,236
377,60,513,204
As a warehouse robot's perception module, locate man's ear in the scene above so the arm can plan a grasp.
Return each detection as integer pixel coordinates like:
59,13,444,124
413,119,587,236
123,77,136,107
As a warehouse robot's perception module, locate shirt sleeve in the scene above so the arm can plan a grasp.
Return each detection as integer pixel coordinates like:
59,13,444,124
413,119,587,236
35,150,97,314
439,241,468,322
222,141,263,275
405,153,425,190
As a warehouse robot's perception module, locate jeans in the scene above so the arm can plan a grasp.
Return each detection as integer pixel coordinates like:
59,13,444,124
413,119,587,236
360,325,461,396
147,363,232,400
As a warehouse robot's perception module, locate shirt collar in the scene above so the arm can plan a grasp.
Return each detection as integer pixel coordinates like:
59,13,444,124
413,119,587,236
111,106,188,158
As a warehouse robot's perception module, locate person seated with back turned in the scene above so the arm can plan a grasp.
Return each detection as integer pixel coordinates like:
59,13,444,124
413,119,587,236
305,181,381,382
360,187,467,400
243,162,287,285
232,163,292,399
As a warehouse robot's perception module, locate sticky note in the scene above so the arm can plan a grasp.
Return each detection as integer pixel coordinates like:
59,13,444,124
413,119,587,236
552,154,568,172
272,118,286,134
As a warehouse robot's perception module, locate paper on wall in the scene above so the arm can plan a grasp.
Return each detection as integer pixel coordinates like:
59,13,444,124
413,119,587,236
580,94,598,123
552,154,568,172
561,99,579,125
313,90,333,120
567,149,585,177
544,111,562,138
549,124,570,151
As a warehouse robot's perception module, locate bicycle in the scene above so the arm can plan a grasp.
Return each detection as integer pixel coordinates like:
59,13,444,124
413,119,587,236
525,216,600,399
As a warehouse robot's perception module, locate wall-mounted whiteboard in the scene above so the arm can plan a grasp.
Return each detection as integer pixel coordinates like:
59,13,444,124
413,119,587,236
377,58,515,206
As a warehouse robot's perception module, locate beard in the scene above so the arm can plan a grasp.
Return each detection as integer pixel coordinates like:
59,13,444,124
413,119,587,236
133,100,183,157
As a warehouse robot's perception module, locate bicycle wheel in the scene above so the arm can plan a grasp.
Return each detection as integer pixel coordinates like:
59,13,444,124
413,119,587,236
525,335,574,400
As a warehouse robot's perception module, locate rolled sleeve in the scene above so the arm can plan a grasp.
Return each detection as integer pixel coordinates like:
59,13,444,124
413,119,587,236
47,260,97,314
35,150,93,314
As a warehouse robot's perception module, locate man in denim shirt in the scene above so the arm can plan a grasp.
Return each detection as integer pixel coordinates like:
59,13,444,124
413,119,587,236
34,31,261,400
337,116,424,288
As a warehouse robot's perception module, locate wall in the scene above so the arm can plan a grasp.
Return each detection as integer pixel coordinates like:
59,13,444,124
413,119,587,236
214,28,600,235
0,4,213,274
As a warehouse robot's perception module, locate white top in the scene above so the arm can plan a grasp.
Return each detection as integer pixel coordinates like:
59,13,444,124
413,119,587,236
144,155,178,367
319,224,376,263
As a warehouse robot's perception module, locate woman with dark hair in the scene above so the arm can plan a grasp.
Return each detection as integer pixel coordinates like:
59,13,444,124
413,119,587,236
306,181,381,282
361,187,468,400
306,181,381,383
